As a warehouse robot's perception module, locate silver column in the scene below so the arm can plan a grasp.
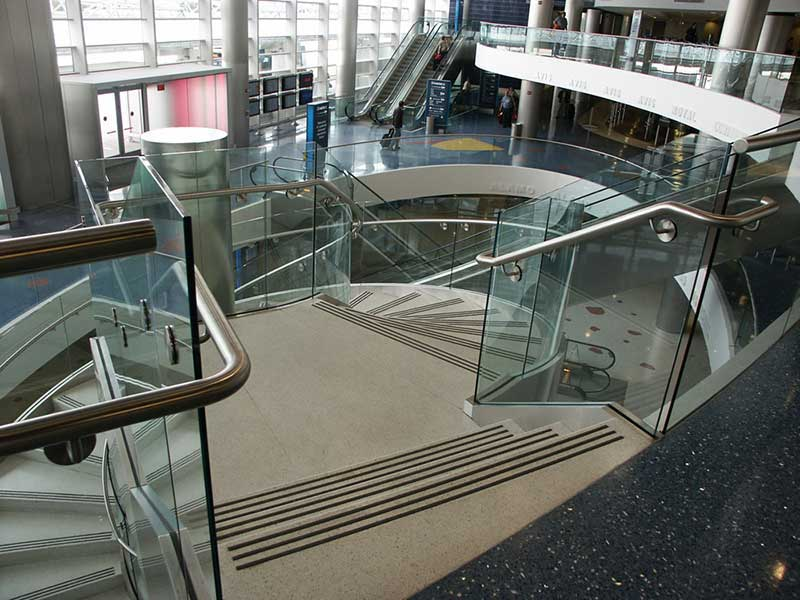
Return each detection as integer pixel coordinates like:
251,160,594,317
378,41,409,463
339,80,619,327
718,0,770,51
756,13,795,54
0,0,72,211
336,0,358,100
222,0,249,147
517,0,555,138
142,128,235,315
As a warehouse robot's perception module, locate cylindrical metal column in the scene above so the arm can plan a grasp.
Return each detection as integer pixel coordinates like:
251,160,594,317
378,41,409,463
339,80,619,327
575,9,602,111
462,0,472,28
564,0,582,32
0,0,72,211
756,13,795,54
336,0,358,100
222,0,249,148
142,128,234,315
517,0,554,138
410,0,426,24
584,9,602,34
718,0,770,51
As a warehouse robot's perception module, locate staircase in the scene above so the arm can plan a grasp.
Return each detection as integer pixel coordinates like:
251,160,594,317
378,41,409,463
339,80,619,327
214,417,640,576
0,379,125,600
0,373,211,599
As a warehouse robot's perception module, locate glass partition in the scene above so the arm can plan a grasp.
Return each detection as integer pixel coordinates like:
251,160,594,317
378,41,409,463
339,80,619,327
479,22,799,113
664,121,800,429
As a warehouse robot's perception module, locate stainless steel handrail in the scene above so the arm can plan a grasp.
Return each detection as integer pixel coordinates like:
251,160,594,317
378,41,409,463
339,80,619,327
101,439,139,558
0,269,251,455
0,220,157,276
475,197,779,269
173,179,363,233
733,127,800,154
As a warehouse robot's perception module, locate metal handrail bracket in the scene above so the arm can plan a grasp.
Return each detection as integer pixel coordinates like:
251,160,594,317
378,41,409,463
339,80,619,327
0,220,157,276
0,269,251,455
476,197,779,271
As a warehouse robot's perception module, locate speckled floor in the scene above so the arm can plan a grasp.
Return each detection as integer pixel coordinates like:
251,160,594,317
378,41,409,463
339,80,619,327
414,323,800,599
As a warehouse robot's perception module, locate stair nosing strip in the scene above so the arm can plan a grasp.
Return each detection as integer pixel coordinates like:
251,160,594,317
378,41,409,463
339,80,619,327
216,429,558,538
225,425,611,547
231,433,624,568
215,424,512,511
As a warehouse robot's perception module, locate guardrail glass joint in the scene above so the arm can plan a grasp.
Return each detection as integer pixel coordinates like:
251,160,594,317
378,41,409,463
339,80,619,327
478,22,800,113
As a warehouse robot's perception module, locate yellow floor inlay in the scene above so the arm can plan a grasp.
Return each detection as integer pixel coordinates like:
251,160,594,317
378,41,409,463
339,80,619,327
431,138,504,152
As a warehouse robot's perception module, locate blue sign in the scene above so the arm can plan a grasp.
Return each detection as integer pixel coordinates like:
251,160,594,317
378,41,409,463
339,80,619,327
306,101,330,148
425,79,452,127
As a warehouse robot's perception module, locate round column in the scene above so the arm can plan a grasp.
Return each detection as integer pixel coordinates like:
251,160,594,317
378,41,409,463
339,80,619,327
142,127,234,315
222,0,249,148
756,14,795,54
564,0,582,32
410,0,426,25
718,0,770,51
336,0,358,102
517,0,555,138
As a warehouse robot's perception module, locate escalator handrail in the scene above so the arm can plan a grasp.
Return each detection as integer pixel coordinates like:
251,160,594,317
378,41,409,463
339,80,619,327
353,18,427,119
372,21,448,122
409,26,475,121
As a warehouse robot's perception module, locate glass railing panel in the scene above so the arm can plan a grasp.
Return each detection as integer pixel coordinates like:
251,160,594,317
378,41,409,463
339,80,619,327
0,265,94,424
313,201,352,304
76,156,218,596
475,199,552,401
665,122,800,430
478,22,799,112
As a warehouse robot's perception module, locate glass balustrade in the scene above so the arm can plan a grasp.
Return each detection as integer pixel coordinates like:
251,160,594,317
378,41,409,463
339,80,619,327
0,156,222,598
479,22,799,113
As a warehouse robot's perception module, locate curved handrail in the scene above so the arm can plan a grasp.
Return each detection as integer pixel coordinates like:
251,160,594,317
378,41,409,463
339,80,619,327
174,179,363,235
0,300,92,376
476,197,779,271
0,220,156,277
101,439,139,558
14,362,95,424
0,268,251,456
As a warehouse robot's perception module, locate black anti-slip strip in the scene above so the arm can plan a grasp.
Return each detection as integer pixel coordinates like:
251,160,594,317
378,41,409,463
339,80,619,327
227,427,608,553
348,291,373,308
215,425,510,510
216,428,514,524
384,298,464,318
233,434,623,569
216,431,553,539
316,302,499,378
366,292,421,314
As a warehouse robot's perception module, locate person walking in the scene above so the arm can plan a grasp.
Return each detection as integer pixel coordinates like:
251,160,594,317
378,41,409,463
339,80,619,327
552,12,568,57
498,89,516,129
391,101,405,150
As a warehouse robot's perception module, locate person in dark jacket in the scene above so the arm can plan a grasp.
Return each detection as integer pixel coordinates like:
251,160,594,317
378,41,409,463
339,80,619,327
391,101,405,150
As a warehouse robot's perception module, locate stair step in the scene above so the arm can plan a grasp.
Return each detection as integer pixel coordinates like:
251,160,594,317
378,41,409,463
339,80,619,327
222,422,624,569
0,556,121,600
0,531,115,566
0,489,104,513
215,424,560,540
216,422,516,515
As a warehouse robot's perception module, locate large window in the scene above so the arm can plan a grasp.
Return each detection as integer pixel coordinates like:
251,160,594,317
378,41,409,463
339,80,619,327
50,0,448,97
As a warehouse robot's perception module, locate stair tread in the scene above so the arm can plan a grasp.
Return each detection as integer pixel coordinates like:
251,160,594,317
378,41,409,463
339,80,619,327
214,424,561,536
222,421,626,569
215,421,519,510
